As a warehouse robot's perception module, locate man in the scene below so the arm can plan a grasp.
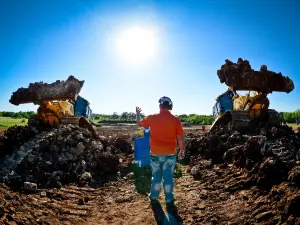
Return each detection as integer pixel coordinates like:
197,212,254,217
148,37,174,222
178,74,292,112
136,96,185,209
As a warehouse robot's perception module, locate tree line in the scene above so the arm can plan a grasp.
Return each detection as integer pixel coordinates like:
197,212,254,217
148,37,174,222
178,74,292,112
93,112,214,125
283,109,300,124
0,111,36,119
1,110,299,125
93,112,145,122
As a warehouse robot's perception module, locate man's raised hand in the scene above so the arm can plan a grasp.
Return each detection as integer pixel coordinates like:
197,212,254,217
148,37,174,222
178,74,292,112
136,107,142,115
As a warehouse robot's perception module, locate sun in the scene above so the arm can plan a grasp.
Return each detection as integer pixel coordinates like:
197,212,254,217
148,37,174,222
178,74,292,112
116,27,158,66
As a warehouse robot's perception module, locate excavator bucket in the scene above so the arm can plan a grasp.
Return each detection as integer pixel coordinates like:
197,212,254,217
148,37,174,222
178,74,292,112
210,111,232,132
210,110,252,133
60,116,98,138
9,76,84,105
78,117,98,139
217,58,294,94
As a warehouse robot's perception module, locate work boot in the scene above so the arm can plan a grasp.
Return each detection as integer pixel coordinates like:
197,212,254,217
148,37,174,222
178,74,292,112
150,199,164,225
166,200,177,213
166,201,183,224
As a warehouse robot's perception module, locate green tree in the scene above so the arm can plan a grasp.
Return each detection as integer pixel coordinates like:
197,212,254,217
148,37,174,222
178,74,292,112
112,112,119,120
121,112,128,120
284,112,293,123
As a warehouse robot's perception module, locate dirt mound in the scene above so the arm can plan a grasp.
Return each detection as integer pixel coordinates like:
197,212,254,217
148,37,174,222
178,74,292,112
186,125,300,222
0,126,38,158
0,124,133,191
187,158,300,224
186,127,247,164
187,125,300,186
252,183,300,223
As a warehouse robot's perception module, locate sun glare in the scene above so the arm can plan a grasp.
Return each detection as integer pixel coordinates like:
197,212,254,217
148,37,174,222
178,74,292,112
116,27,158,66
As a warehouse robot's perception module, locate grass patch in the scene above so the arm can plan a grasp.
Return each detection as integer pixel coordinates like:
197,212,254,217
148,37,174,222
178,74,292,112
0,117,28,131
288,123,300,128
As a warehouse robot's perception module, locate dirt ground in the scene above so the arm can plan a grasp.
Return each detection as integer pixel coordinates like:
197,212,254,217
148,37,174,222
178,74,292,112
0,125,299,225
0,164,252,225
3,163,298,225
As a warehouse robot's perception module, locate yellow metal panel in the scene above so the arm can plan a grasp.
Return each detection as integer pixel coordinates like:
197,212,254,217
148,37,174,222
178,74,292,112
37,100,75,126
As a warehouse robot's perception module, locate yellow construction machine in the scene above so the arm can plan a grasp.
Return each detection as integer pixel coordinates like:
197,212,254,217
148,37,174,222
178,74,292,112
9,75,97,137
210,58,294,133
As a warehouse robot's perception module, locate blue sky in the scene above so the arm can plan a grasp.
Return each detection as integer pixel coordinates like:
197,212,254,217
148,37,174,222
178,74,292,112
1,0,299,115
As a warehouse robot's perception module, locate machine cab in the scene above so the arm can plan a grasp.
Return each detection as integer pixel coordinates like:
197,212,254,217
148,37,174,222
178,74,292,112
212,91,234,118
74,95,92,120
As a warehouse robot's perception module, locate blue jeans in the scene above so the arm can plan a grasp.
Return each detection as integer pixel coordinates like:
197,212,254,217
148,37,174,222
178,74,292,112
149,154,177,203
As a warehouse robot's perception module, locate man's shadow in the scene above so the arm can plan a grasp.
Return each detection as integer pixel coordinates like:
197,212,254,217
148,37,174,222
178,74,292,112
151,201,183,225
131,164,152,195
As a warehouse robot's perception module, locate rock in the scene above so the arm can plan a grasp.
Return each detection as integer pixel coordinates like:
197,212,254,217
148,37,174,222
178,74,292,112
255,210,274,222
127,172,134,179
219,193,229,201
82,129,90,137
57,128,63,135
91,141,103,150
80,172,92,181
66,135,76,145
62,126,72,134
190,160,212,179
57,136,64,142
190,165,202,179
24,182,37,191
81,160,87,171
76,133,84,141
40,191,47,198
76,142,85,156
